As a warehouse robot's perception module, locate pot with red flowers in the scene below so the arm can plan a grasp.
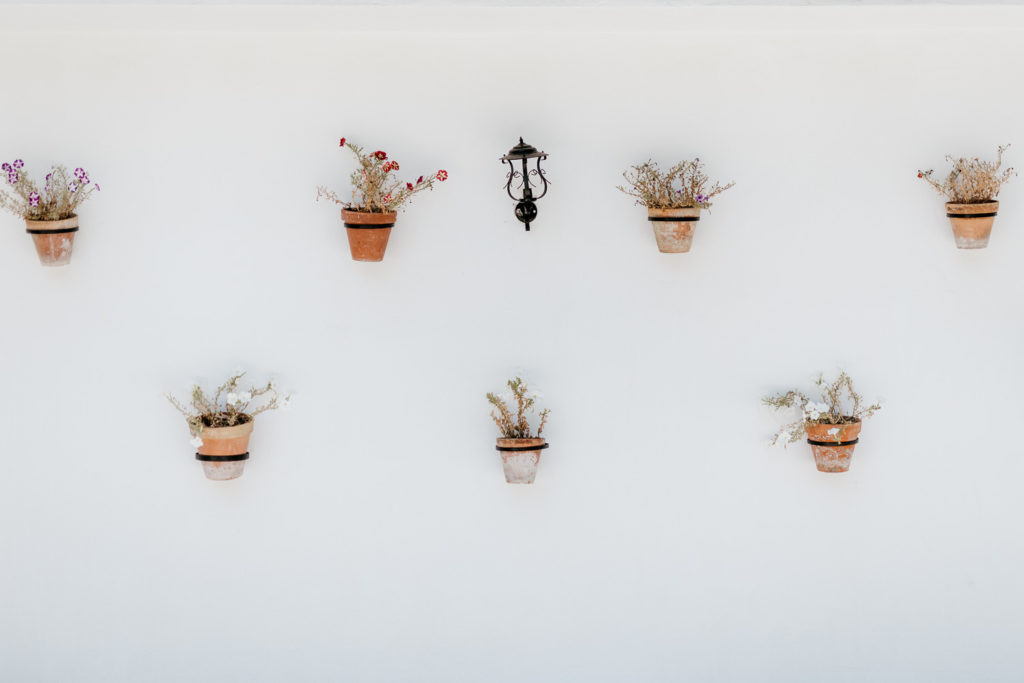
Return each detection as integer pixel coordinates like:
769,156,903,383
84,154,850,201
763,371,881,474
0,161,99,266
317,138,448,262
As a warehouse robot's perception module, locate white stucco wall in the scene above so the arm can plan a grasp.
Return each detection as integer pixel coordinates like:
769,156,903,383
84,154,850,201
1,4,1022,681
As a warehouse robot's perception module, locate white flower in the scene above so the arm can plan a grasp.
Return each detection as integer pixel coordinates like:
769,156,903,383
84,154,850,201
804,401,829,420
189,435,204,448
226,392,240,405
238,391,252,403
775,429,791,445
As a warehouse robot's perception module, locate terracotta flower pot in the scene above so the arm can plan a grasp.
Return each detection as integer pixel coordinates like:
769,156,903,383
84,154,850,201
496,437,548,484
342,209,397,262
25,215,78,266
805,419,861,473
946,201,998,249
195,421,255,481
647,207,701,253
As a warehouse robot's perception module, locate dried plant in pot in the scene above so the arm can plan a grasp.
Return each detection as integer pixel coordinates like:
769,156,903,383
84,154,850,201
0,161,99,266
618,158,734,253
317,138,448,262
167,372,291,481
918,145,1015,249
763,372,881,474
486,376,550,484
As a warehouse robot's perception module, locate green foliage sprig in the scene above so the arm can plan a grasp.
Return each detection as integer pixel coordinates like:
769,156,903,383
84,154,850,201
486,376,550,439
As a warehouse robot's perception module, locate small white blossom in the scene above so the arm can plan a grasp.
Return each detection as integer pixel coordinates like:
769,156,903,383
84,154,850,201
804,401,829,420
238,391,252,403
189,435,204,448
226,392,240,405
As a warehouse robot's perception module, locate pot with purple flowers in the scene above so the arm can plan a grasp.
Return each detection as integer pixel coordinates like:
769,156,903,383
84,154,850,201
317,137,448,262
0,161,98,266
618,157,734,253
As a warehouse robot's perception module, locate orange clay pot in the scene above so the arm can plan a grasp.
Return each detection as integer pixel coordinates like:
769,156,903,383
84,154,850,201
195,420,255,481
496,437,547,484
342,209,397,262
946,201,998,249
25,215,78,266
647,207,701,253
805,419,861,473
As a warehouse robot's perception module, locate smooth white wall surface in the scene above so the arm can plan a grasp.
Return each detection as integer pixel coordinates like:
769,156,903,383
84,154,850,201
1,5,1023,682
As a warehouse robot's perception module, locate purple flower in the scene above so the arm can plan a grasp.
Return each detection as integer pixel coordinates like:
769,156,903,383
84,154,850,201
1,163,9,172
13,159,23,169
45,173,51,181
7,172,17,184
74,168,85,180
28,192,40,207
68,182,78,193
94,184,100,191
82,176,90,185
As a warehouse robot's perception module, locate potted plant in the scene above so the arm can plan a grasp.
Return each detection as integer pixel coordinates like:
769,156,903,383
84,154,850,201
166,372,290,481
0,161,99,266
317,138,448,262
918,145,1015,249
486,376,550,484
617,158,734,253
763,372,881,473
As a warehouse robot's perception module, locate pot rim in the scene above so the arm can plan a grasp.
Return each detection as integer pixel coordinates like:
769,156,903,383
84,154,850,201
25,214,78,226
193,420,255,439
945,200,999,210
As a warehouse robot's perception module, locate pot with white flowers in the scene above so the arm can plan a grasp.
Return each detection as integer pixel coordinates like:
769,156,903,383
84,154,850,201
167,372,290,481
763,372,881,474
486,376,550,484
0,161,99,266
617,157,734,253
317,138,448,262
917,145,1015,249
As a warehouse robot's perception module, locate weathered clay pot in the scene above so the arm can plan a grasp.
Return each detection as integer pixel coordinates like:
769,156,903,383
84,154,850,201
195,420,255,481
496,437,547,484
342,209,397,262
805,419,861,473
25,215,78,266
647,207,701,253
946,201,998,249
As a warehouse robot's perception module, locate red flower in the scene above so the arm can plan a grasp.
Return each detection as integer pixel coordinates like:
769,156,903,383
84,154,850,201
406,183,414,191
917,172,923,178
382,194,392,203
382,160,399,172
339,137,346,147
417,176,423,184
436,170,448,182
374,151,387,161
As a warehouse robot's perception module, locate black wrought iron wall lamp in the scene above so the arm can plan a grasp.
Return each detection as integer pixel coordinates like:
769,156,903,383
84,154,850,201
501,137,549,231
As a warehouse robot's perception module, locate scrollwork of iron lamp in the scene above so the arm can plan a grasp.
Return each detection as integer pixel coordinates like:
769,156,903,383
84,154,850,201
501,137,549,231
